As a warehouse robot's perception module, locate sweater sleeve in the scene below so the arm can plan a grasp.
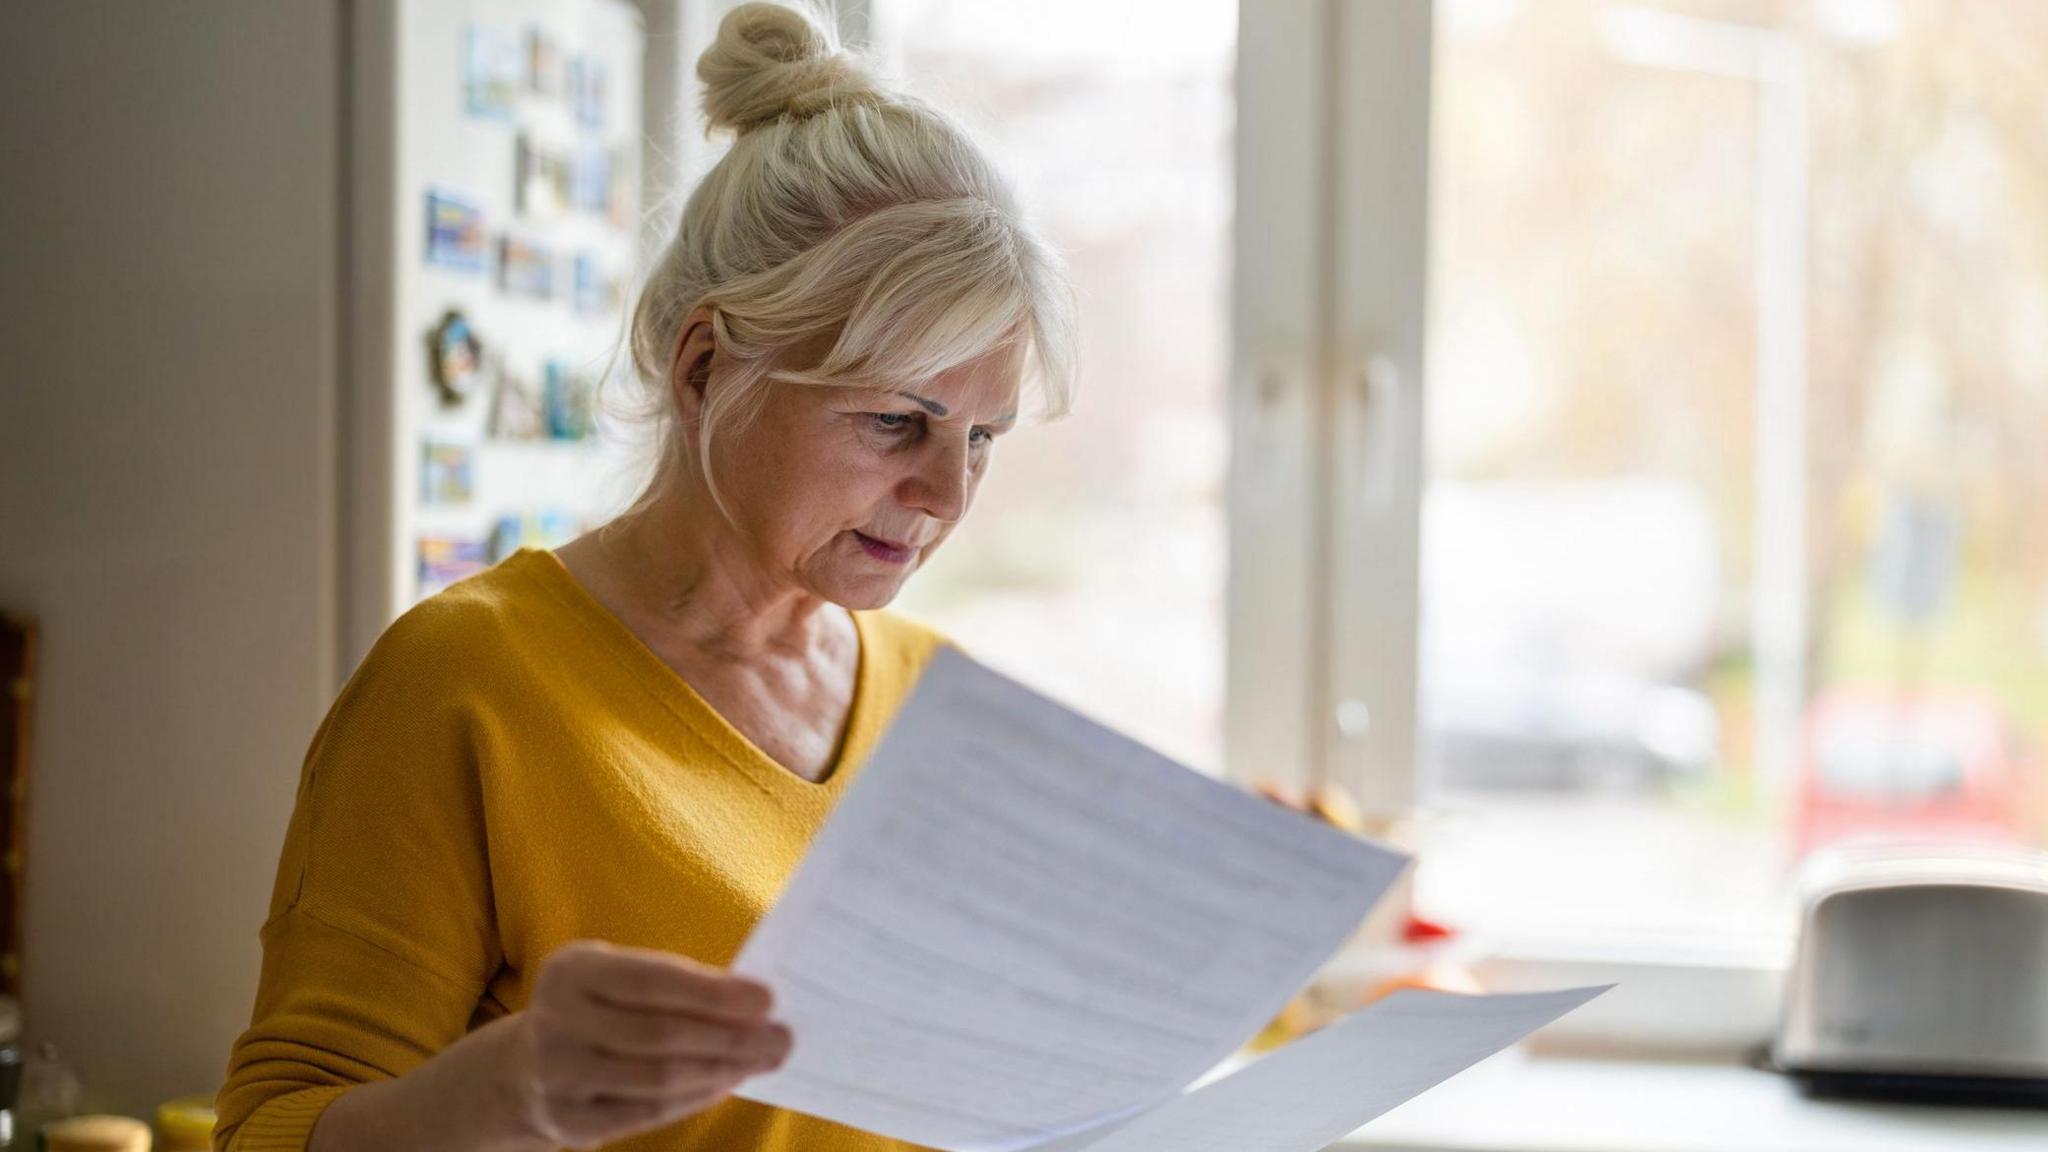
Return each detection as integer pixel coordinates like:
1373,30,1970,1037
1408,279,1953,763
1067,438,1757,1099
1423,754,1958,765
215,602,504,1152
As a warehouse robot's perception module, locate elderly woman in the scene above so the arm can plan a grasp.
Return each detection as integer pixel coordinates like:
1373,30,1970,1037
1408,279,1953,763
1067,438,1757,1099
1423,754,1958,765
213,5,1077,1151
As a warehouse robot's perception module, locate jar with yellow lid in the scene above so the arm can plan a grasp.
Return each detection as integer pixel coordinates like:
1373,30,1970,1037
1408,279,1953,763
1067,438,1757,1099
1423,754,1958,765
151,1097,212,1152
38,1114,149,1152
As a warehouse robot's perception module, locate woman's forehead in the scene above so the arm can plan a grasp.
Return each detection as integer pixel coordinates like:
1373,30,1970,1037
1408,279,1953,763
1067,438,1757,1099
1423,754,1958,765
924,345,1025,408
841,343,1022,416
776,326,1022,383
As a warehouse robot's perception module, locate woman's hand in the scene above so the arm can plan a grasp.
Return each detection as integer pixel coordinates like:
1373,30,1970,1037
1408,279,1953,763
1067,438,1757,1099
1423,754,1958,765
309,940,790,1152
493,939,793,1150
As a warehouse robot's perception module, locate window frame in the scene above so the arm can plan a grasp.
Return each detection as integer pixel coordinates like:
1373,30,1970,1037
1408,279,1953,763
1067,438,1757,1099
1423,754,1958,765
1232,0,1798,1050
1229,0,1429,816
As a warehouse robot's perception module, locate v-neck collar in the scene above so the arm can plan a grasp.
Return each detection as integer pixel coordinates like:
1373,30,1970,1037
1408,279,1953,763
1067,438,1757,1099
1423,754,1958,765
516,547,882,798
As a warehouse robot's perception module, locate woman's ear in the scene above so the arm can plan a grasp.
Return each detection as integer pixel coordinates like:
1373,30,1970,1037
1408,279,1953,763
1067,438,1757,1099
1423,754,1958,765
669,306,718,427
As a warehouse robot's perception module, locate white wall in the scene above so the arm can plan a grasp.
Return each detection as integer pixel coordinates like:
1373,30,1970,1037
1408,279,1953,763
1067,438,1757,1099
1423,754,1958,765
0,0,717,1120
0,0,343,1117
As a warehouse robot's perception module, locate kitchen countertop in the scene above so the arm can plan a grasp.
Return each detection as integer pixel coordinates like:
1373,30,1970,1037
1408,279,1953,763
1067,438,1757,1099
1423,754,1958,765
1338,1050,2048,1152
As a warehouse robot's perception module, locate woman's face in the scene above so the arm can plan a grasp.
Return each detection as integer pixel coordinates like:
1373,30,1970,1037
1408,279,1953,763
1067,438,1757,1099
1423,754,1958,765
703,339,1023,611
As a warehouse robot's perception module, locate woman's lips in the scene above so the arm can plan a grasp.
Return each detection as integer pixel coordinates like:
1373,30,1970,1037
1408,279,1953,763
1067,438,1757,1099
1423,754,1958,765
853,531,915,565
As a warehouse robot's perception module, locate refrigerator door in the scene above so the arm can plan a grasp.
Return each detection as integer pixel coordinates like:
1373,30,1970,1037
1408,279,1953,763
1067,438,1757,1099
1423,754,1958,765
348,0,647,664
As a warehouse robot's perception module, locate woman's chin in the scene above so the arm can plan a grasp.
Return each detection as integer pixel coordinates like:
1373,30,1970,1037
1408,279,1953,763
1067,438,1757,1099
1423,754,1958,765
835,589,903,612
812,569,910,612
807,537,928,610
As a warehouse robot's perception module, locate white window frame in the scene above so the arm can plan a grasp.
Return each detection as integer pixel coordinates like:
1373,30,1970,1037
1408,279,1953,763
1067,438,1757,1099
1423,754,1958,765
1232,0,1791,1058
1229,0,1429,816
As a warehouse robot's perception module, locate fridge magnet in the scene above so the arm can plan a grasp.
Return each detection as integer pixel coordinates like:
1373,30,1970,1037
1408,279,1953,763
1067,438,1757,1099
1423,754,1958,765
525,26,564,99
487,362,546,440
498,234,556,300
570,142,611,215
418,535,490,595
419,438,476,506
487,507,579,563
425,308,486,407
463,24,521,121
569,54,607,129
488,513,525,563
514,133,570,217
571,253,619,316
542,358,596,440
424,190,488,273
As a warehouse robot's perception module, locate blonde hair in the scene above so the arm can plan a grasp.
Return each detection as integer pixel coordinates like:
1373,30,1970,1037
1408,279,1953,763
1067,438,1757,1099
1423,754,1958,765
623,0,1079,516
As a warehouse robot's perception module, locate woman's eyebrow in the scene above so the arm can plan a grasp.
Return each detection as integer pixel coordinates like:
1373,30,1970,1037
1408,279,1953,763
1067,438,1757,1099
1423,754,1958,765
889,391,1016,424
893,391,949,417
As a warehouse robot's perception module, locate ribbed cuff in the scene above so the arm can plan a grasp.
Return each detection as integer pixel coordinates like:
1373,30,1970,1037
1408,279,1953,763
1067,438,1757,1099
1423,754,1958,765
224,1085,353,1152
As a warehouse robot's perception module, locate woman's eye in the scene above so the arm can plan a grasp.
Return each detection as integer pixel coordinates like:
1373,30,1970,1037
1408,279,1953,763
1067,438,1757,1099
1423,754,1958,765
870,412,918,434
969,427,994,447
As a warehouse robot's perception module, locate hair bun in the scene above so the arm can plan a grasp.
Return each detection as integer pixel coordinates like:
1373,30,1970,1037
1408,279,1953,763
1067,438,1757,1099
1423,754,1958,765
698,2,882,135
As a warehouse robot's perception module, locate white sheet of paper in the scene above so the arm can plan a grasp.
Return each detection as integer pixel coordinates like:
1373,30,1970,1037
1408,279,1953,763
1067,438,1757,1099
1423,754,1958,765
733,648,1413,1152
1032,986,1614,1152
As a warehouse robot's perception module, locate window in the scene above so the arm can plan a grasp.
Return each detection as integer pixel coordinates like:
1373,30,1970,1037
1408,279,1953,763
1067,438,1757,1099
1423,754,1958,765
867,0,1237,776
862,0,2048,964
1411,0,2048,946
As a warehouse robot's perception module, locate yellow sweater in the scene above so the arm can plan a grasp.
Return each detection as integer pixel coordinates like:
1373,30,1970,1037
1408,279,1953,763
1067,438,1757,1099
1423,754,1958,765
216,548,946,1152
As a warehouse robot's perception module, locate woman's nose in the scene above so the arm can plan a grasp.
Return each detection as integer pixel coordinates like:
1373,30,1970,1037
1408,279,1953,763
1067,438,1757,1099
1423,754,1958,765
900,437,972,522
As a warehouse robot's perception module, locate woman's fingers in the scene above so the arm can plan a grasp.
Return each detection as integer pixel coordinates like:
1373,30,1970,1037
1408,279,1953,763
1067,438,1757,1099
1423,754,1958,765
548,939,775,1021
541,1082,738,1150
547,1044,775,1103
543,992,793,1061
520,939,793,1147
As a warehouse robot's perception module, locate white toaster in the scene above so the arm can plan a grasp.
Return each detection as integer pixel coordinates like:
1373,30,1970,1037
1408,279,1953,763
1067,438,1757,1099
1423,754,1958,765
1773,843,2048,1106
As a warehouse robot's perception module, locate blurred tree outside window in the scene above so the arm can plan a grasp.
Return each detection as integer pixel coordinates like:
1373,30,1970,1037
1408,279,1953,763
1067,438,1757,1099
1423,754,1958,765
863,0,2048,947
1418,0,2048,942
